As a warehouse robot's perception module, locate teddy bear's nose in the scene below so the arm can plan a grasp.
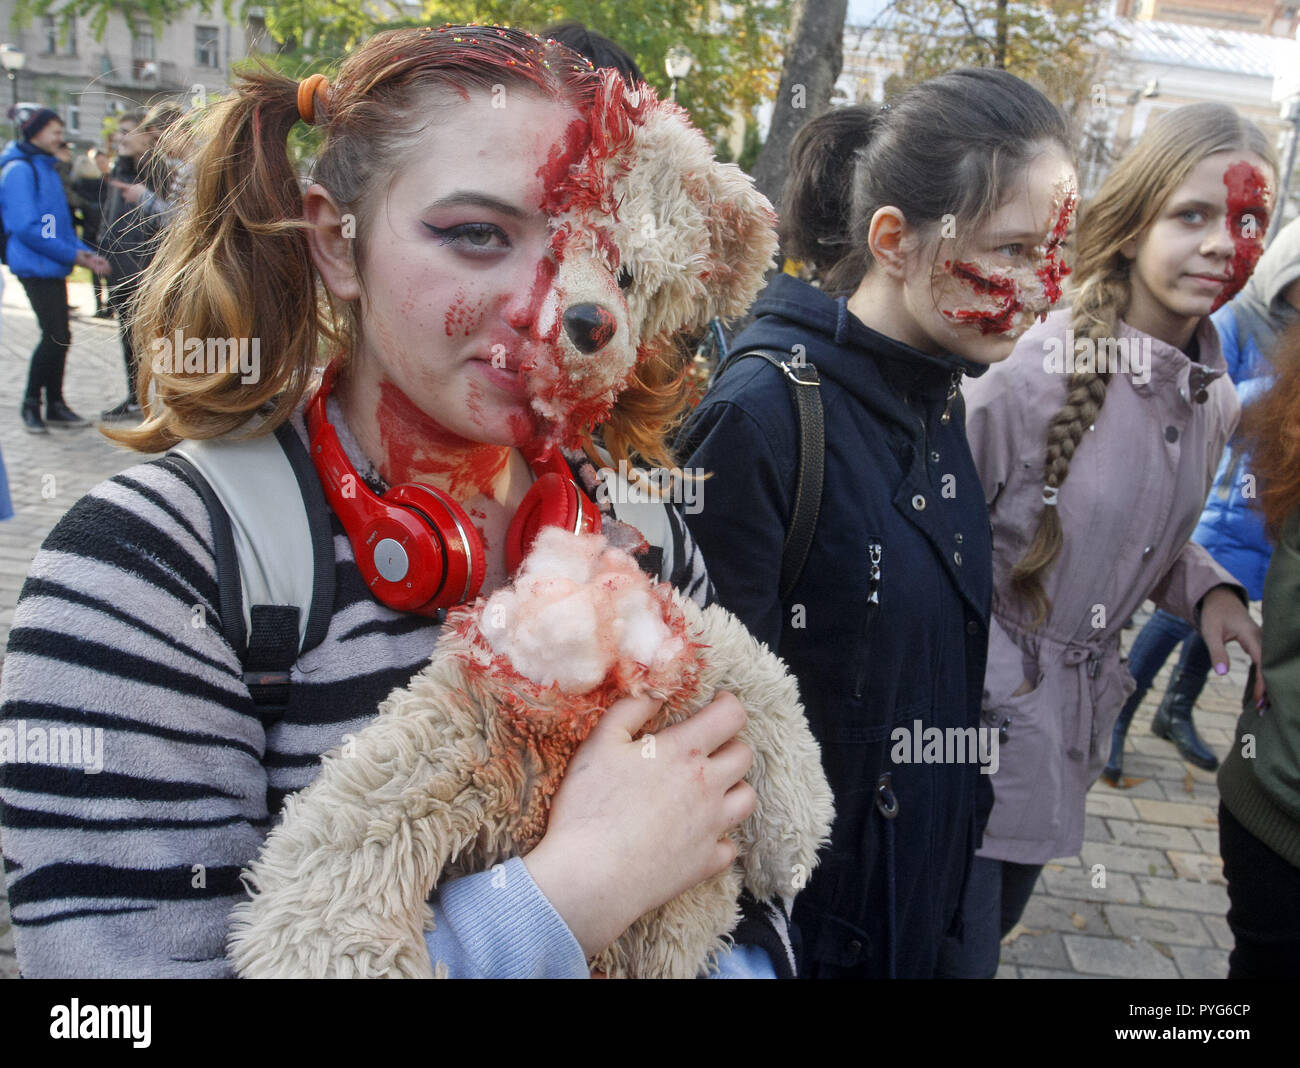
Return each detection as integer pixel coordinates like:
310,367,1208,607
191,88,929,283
562,304,618,354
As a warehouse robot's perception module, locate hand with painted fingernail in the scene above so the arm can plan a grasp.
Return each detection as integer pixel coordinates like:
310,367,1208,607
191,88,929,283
1198,585,1265,706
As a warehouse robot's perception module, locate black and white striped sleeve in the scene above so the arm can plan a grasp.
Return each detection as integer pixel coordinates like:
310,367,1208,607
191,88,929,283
663,504,715,608
0,461,266,978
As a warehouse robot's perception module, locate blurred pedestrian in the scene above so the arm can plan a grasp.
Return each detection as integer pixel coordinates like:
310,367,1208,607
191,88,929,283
1104,218,1300,781
99,102,184,422
0,105,111,433
71,148,111,316
1220,316,1300,977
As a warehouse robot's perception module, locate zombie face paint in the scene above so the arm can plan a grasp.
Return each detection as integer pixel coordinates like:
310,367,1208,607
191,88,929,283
1123,150,1275,346
511,74,651,450
331,86,610,498
922,159,1078,358
1213,160,1272,312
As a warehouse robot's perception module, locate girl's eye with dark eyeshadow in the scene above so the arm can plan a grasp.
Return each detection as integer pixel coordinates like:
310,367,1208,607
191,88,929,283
423,222,510,251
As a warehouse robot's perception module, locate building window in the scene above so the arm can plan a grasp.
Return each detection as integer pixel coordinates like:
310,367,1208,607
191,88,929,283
41,15,77,57
196,25,220,68
66,94,81,135
132,23,156,62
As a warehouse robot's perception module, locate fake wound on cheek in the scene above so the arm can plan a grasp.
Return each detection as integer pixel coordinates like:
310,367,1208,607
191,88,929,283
1213,161,1272,313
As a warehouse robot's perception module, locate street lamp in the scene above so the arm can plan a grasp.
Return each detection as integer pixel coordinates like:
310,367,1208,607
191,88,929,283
665,46,694,103
0,45,25,140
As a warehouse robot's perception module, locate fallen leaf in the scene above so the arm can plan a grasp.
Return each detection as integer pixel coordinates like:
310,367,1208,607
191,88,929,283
1002,923,1045,944
1183,771,1195,796
1104,775,1148,790
1149,940,1175,960
1070,912,1087,930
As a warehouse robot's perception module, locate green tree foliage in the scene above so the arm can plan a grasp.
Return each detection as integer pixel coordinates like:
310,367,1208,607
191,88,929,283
9,0,791,142
881,0,1117,126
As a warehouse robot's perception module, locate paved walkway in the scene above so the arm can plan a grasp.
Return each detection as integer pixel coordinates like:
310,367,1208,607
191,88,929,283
0,271,1256,978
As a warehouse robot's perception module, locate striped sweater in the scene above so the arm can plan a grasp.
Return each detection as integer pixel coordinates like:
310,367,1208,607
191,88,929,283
0,413,713,978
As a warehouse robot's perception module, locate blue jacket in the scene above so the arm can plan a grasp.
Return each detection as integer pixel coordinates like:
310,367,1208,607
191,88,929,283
1193,305,1273,601
678,274,993,977
0,140,90,278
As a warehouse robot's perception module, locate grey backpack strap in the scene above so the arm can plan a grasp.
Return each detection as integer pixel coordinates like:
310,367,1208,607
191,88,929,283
716,348,824,600
165,424,335,722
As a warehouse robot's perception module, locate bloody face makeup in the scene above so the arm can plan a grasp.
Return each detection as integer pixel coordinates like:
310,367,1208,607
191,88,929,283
510,75,650,451
1123,150,1275,348
1213,160,1272,312
932,175,1078,342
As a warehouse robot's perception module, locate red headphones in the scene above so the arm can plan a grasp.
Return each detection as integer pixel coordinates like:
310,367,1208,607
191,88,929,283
306,363,602,616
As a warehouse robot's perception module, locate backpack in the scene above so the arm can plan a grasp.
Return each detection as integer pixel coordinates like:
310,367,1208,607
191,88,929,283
156,424,680,726
0,155,39,267
708,347,825,601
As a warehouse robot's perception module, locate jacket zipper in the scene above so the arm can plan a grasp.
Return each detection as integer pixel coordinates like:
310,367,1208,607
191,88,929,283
853,539,883,699
940,371,961,425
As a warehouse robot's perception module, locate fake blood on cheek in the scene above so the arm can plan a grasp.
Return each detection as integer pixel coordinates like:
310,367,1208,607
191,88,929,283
941,260,1021,334
1213,161,1271,313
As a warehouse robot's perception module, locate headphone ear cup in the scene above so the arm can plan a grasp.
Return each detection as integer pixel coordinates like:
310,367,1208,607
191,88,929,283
386,483,487,610
506,472,574,575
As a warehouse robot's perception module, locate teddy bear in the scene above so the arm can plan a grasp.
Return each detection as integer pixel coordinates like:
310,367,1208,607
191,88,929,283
225,69,834,979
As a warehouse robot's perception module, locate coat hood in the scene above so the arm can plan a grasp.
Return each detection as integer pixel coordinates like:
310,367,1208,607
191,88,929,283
1230,216,1300,359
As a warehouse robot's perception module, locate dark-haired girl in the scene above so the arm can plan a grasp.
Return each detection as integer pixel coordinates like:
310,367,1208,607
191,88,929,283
949,103,1270,977
679,69,1077,978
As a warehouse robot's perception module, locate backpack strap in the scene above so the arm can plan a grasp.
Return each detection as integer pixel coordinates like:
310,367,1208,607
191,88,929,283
162,423,336,726
715,348,825,600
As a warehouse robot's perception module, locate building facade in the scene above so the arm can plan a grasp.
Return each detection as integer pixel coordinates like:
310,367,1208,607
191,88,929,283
0,2,276,148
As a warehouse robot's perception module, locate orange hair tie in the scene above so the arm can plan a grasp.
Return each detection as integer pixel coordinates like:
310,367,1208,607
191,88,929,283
297,74,330,125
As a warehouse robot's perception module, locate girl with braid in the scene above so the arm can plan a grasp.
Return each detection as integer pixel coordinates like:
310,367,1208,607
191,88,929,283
941,103,1271,978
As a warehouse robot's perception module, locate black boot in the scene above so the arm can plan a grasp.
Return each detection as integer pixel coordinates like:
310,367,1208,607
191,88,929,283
1102,687,1145,785
44,399,90,429
1151,676,1218,771
21,397,47,434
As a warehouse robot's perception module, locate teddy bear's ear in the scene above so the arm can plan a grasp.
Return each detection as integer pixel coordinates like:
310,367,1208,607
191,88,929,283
615,95,778,352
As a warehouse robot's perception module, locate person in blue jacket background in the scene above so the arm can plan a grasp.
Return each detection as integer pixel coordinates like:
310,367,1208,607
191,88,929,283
1,105,111,433
1104,217,1300,780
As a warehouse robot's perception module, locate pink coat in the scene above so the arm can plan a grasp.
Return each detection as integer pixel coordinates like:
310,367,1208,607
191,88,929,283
963,308,1241,864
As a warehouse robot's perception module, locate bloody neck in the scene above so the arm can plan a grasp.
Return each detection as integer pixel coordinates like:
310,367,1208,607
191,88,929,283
338,372,512,503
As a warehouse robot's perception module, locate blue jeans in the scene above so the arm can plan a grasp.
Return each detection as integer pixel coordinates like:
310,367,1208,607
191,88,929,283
933,856,1044,978
1108,610,1212,766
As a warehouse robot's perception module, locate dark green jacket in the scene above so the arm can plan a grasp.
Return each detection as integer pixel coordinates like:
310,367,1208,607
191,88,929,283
1219,507,1300,868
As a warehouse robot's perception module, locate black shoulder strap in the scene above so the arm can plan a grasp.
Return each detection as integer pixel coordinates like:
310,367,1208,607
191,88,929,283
157,425,336,728
717,348,825,600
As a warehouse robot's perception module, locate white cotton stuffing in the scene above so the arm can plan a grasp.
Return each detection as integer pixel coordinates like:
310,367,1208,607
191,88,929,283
479,527,683,694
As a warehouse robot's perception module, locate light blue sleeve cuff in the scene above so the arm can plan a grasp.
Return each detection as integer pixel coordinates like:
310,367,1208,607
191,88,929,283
707,943,777,979
427,857,589,979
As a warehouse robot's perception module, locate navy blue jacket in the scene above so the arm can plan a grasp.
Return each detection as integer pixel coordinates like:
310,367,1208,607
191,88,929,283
678,275,993,977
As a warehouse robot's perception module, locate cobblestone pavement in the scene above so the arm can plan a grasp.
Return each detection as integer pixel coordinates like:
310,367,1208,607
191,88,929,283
0,271,1257,979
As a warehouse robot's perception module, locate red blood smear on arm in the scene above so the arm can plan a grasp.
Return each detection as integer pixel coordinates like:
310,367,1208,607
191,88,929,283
1214,161,1271,312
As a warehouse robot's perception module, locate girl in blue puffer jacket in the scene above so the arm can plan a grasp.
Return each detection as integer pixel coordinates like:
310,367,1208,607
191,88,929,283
1104,217,1300,780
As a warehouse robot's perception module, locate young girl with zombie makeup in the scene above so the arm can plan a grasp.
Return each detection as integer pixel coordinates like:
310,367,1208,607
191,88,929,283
944,103,1271,978
679,68,1076,979
0,26,790,979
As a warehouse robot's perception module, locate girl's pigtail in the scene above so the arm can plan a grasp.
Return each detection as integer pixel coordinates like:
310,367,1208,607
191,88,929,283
107,63,331,452
779,105,881,294
1008,208,1125,627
